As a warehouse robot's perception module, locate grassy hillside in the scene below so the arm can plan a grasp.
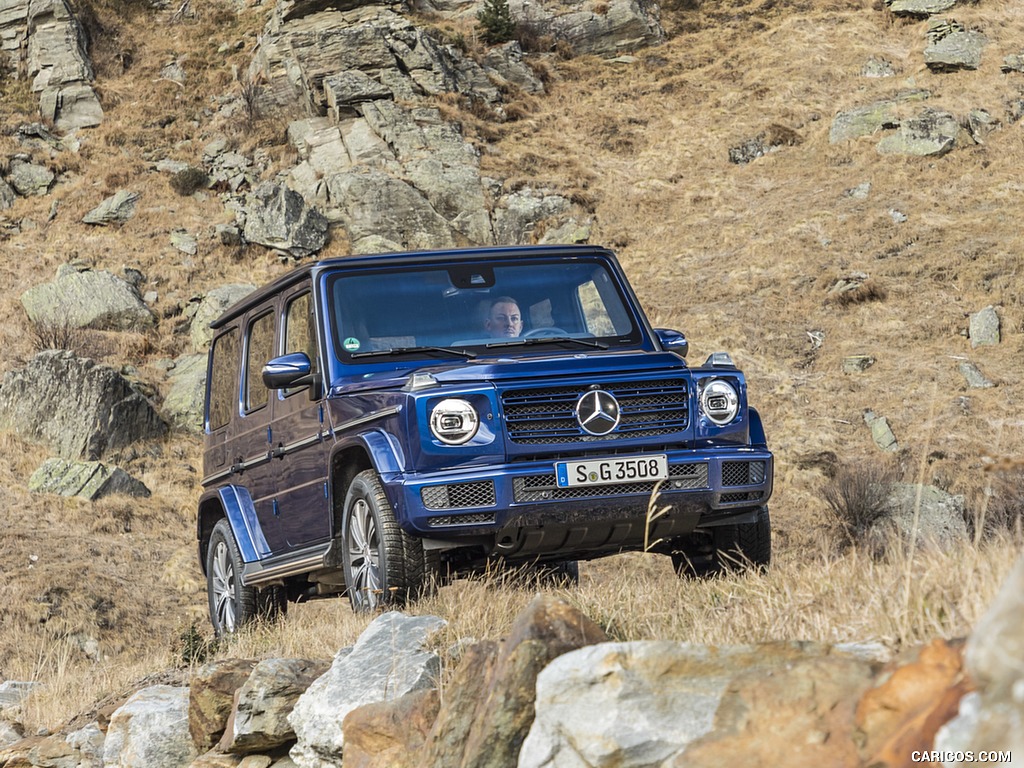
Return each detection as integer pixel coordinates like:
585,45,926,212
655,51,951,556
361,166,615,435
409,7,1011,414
1,0,1022,730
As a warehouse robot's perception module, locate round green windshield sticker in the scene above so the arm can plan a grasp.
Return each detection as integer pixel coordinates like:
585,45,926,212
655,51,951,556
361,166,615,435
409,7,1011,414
343,337,361,351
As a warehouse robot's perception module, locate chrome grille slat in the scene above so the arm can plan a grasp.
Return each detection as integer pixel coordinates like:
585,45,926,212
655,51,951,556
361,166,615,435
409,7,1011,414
502,378,689,445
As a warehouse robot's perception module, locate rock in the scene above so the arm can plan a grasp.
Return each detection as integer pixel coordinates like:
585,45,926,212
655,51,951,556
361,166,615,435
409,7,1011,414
959,361,993,389
969,306,1000,347
82,190,141,225
163,353,208,433
842,355,875,374
341,689,441,768
0,720,23,748
860,56,895,77
876,108,960,156
242,182,329,259
7,157,55,196
190,659,259,751
728,125,801,164
829,89,930,143
888,0,956,16
0,176,15,209
0,350,168,461
507,0,664,57
190,285,256,351
216,224,244,246
520,641,875,768
223,658,330,754
0,681,37,712
324,70,393,119
28,457,150,499
965,109,1000,144
855,639,970,766
288,613,446,768
422,596,608,768
864,410,898,453
20,265,156,332
1003,53,1024,73
938,554,1024,757
171,230,198,255
843,182,871,199
103,686,198,768
326,167,457,253
491,187,572,246
883,483,969,549
925,28,986,71
0,732,83,767
66,722,105,767
39,81,103,130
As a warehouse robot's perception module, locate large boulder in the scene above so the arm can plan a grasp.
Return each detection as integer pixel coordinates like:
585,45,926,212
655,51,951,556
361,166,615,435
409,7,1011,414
829,89,930,143
882,483,969,549
190,285,256,351
242,182,329,259
925,28,986,71
288,612,446,768
189,659,260,752
6,157,55,196
507,0,664,56
0,351,168,460
103,686,198,768
222,658,330,754
876,108,960,156
20,265,156,332
422,595,608,768
342,690,441,768
28,457,150,499
163,353,208,433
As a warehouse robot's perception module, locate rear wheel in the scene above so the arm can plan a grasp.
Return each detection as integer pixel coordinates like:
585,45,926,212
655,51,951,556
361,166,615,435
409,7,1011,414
207,519,254,635
671,506,771,578
341,469,437,612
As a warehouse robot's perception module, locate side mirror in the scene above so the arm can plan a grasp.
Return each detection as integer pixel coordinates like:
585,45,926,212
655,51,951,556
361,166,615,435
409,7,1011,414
654,328,688,358
262,352,315,389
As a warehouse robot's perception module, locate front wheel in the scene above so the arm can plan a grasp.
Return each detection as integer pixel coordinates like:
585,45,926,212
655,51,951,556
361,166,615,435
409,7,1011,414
341,470,436,612
671,506,771,578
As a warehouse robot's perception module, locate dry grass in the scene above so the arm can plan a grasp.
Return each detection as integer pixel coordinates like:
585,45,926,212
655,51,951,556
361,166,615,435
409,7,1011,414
2,0,1024,737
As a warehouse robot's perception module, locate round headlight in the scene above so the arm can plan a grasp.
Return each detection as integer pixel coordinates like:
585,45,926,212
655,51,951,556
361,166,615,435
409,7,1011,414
700,379,739,426
429,399,480,445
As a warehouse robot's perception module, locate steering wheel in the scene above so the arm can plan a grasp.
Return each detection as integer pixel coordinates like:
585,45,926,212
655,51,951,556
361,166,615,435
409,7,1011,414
524,327,568,338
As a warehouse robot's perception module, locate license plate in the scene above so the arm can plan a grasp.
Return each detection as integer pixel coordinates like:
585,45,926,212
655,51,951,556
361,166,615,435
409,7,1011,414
555,455,669,488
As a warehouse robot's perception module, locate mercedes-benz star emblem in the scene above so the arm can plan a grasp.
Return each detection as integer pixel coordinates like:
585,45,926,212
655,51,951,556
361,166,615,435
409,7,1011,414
575,390,620,436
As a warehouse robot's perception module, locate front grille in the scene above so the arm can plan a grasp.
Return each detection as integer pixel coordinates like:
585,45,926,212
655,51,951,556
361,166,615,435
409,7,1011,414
502,378,688,445
421,481,496,510
427,512,496,527
720,491,764,503
722,461,767,487
513,462,708,503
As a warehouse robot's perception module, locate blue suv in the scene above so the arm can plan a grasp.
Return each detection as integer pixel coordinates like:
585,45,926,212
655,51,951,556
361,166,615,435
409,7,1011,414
197,245,773,633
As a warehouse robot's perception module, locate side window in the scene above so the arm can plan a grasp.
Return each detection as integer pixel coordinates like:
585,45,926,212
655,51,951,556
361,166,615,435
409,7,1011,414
283,292,317,397
208,328,239,431
245,311,275,412
577,281,616,336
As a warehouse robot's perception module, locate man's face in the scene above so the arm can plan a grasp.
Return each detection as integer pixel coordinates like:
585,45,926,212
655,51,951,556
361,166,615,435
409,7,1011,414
486,301,523,337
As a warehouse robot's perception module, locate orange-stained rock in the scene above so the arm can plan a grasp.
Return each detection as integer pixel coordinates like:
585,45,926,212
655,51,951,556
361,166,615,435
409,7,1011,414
189,659,258,750
341,689,441,768
855,638,972,768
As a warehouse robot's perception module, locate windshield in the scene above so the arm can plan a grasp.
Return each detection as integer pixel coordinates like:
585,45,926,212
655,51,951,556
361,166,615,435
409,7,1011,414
325,258,643,362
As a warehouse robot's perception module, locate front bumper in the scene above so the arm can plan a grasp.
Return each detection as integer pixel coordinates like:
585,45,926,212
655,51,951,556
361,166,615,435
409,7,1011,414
384,447,773,561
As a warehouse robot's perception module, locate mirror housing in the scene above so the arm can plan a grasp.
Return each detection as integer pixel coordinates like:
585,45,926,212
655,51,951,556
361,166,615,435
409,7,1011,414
654,328,688,358
262,352,315,389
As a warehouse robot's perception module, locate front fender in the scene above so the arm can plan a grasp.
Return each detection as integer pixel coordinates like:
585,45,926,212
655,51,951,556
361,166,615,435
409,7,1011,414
198,486,272,565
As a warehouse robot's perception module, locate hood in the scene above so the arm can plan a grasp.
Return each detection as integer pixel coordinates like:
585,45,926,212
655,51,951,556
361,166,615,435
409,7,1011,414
329,350,689,395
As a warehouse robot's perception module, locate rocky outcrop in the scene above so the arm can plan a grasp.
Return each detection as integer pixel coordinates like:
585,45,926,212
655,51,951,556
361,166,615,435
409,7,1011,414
829,90,930,143
0,351,167,461
924,22,986,71
507,0,664,56
162,353,208,433
242,182,330,259
28,457,150,499
20,265,156,332
0,0,103,130
876,107,960,156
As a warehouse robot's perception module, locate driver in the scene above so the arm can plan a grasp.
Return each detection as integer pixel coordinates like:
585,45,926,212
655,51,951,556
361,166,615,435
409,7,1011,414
485,296,523,338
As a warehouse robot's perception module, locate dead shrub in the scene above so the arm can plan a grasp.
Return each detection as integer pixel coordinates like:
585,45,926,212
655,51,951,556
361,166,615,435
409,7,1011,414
31,318,85,355
169,166,209,196
830,278,888,307
822,459,899,553
976,463,1024,539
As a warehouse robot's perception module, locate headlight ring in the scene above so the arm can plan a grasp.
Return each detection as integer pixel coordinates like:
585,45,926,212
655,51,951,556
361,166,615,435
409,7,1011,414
699,379,739,426
429,398,480,445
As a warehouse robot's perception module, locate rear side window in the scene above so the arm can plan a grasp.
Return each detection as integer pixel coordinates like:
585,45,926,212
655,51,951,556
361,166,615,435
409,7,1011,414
208,328,239,431
245,312,276,412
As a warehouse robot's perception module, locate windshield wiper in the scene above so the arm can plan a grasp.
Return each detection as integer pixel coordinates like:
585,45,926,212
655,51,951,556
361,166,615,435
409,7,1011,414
350,345,477,360
485,337,608,350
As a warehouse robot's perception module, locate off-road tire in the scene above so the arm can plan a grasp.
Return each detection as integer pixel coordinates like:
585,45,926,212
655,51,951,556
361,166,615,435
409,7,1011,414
207,518,257,636
341,469,437,611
